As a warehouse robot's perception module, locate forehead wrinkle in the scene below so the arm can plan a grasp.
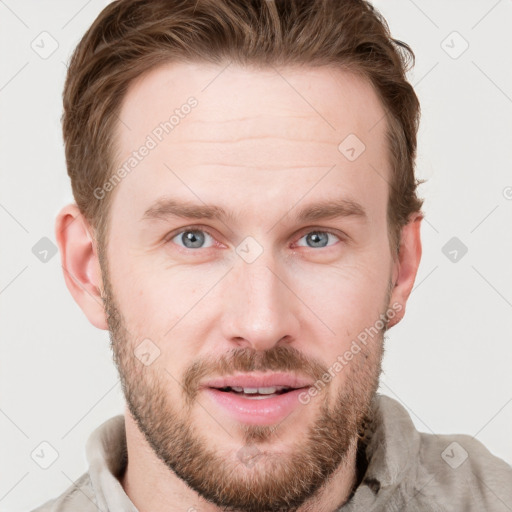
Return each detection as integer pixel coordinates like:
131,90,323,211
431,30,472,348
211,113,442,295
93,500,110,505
174,163,332,171
171,136,335,146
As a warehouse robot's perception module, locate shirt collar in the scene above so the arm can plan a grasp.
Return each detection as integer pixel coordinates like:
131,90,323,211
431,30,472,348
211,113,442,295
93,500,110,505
86,414,137,512
340,393,422,509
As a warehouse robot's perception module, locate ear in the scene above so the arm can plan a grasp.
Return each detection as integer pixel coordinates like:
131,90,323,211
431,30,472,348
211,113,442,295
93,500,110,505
55,204,108,330
387,213,422,328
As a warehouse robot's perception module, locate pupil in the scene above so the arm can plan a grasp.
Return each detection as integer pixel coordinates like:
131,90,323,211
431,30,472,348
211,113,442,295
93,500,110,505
182,230,205,248
307,232,328,248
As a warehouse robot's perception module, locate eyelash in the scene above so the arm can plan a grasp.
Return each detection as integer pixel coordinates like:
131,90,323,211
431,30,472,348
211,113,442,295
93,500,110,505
164,225,344,252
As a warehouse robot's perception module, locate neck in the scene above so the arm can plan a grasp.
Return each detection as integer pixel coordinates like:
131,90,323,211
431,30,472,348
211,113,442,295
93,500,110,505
120,408,361,512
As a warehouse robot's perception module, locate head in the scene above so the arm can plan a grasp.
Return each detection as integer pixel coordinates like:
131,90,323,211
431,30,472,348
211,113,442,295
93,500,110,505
56,1,423,511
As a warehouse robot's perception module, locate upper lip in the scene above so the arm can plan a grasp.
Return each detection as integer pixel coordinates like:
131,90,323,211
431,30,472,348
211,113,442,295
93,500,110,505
201,372,314,390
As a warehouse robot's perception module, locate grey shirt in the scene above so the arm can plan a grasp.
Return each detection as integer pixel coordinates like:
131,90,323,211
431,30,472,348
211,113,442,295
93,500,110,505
32,394,512,511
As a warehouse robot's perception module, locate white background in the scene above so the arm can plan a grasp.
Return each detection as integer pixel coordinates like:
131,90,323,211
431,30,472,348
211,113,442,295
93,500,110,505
0,1,511,510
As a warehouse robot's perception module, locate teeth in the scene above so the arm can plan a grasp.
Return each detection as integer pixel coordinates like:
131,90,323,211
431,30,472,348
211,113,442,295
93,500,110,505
243,387,259,394
243,394,276,400
228,386,290,394
256,387,279,394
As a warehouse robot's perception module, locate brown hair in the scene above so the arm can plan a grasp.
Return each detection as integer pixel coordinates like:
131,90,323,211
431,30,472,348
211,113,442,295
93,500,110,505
62,0,423,255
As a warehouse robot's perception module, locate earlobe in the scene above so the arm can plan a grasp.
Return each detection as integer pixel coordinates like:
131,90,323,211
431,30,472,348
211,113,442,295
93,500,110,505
387,213,423,328
55,204,108,330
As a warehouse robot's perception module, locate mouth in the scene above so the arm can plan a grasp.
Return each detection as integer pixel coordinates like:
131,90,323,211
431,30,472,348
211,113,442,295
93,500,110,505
201,372,313,397
212,385,298,399
200,373,313,425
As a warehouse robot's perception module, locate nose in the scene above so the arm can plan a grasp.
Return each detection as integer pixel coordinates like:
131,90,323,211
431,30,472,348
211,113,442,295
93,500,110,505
219,252,301,352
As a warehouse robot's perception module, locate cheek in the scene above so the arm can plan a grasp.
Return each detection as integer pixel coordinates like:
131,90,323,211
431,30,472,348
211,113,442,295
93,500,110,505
108,263,186,334
291,264,388,396
110,261,225,361
291,257,391,338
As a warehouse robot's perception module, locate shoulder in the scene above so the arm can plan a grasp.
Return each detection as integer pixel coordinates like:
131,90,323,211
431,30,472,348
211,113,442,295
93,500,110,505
415,431,512,511
30,472,98,512
367,395,512,511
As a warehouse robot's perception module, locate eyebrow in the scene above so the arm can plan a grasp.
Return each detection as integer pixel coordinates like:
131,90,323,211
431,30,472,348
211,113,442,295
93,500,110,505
141,197,366,224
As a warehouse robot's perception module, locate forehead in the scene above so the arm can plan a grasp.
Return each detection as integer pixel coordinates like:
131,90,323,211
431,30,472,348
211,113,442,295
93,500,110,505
110,61,390,225
115,61,387,150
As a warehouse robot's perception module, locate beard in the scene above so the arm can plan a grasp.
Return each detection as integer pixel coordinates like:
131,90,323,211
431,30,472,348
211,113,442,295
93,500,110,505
100,256,387,512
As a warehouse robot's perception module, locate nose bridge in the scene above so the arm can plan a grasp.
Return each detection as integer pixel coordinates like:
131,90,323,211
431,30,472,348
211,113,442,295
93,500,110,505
220,247,299,350
242,257,282,310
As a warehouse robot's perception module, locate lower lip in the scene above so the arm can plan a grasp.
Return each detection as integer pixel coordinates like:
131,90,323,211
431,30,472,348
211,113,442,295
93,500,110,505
202,388,307,425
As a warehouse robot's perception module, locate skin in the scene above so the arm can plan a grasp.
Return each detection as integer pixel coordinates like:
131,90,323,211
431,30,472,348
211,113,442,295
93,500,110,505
56,62,422,512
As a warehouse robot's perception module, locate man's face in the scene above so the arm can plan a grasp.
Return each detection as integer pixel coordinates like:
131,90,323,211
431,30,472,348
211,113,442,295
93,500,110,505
100,62,397,511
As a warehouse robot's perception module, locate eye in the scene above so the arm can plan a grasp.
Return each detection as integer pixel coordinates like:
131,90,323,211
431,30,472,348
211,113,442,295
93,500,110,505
169,228,215,250
296,230,341,249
